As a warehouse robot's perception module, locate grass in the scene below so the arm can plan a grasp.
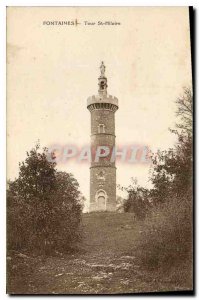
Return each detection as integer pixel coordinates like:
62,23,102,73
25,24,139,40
7,212,193,294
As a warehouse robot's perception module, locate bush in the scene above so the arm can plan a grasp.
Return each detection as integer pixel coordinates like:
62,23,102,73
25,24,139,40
123,178,152,220
7,194,82,255
7,145,83,255
135,189,192,275
132,87,193,284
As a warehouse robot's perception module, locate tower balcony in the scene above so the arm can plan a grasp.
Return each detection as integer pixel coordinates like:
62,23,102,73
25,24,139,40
87,94,119,112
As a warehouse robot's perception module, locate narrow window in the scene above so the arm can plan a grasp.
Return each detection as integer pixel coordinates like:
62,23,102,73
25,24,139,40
98,124,105,133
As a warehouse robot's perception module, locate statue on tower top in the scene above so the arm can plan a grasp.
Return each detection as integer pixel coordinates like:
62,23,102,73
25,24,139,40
98,61,108,96
100,61,106,77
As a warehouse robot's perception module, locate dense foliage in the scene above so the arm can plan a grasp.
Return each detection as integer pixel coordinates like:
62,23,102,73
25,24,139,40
124,88,193,281
150,88,192,203
7,144,82,255
122,178,151,219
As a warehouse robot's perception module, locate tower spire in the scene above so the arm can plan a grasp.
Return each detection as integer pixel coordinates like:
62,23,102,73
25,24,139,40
98,61,108,96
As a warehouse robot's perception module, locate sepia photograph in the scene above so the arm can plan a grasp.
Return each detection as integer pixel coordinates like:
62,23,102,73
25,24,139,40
6,6,193,294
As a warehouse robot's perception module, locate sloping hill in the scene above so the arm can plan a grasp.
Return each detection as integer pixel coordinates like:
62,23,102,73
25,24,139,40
81,212,137,255
7,212,189,294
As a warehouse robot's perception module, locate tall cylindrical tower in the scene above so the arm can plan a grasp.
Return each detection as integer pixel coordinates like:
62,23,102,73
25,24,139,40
87,62,119,212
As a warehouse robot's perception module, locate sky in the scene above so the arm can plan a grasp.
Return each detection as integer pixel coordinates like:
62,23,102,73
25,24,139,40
7,7,192,210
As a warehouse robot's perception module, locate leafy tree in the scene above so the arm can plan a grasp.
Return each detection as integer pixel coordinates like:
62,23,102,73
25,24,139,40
131,88,193,280
123,178,151,219
122,88,192,216
149,87,193,202
7,144,82,254
9,143,56,202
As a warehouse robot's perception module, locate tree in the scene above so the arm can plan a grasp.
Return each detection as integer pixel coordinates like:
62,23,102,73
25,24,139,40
123,178,151,219
9,143,56,202
175,87,192,134
150,87,193,202
7,144,82,254
133,88,193,278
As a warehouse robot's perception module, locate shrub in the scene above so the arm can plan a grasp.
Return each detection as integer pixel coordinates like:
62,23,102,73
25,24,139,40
135,189,192,276
133,87,193,281
123,178,152,220
7,145,83,255
7,193,82,255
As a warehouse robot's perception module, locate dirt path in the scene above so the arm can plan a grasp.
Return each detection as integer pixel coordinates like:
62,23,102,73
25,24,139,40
7,212,191,294
8,250,187,294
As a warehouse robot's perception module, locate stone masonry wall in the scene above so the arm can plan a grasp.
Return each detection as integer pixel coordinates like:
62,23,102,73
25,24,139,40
90,166,116,211
89,108,116,212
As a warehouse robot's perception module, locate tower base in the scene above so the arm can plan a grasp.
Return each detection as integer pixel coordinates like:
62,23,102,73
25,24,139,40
89,166,116,212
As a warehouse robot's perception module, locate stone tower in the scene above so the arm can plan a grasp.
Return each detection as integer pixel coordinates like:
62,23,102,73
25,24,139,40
87,62,119,212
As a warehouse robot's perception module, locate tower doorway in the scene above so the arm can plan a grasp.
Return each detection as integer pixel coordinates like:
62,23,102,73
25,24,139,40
95,189,107,211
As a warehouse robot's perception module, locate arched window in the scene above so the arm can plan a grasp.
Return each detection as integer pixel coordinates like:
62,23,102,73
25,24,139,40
98,123,105,133
95,189,107,211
